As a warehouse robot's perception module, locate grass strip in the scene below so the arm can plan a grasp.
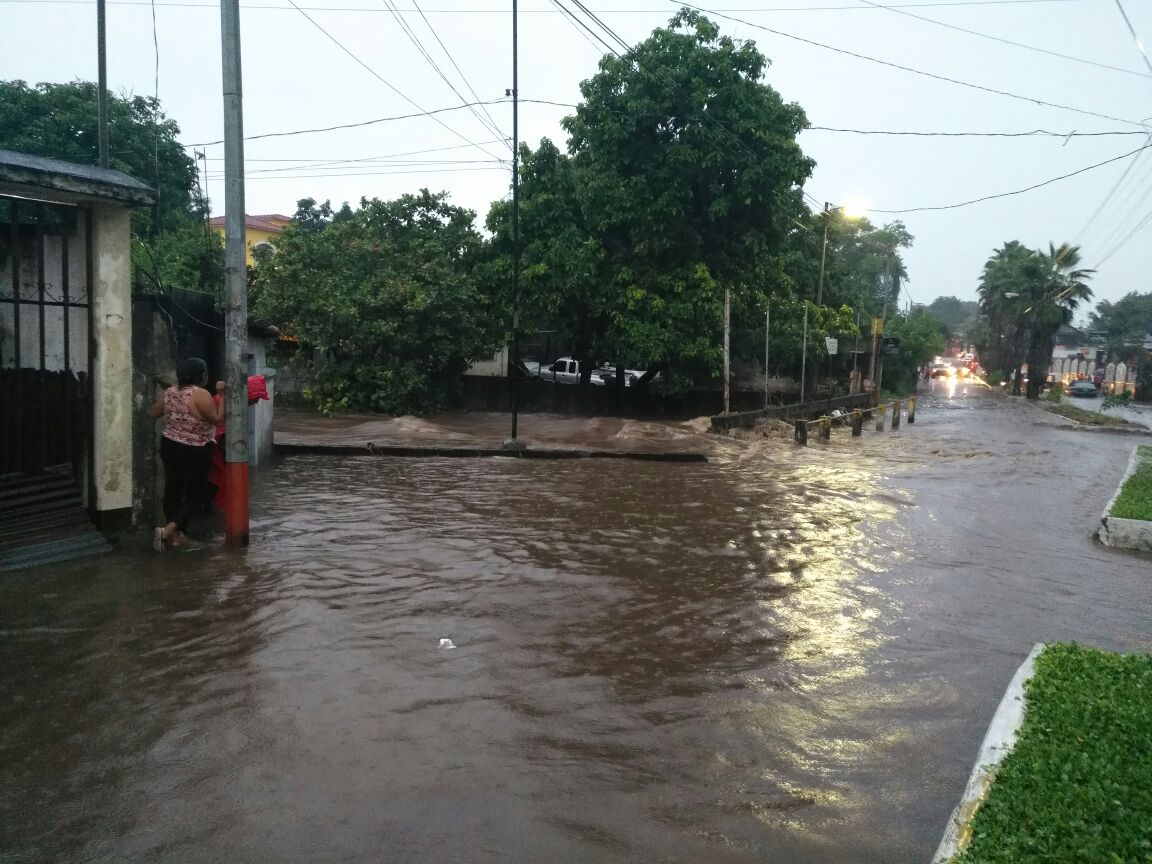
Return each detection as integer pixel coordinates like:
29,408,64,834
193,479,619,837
1110,445,1152,522
1039,402,1131,427
955,643,1152,864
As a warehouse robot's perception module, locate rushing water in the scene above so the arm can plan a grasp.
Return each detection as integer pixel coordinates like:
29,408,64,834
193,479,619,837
2,386,1148,863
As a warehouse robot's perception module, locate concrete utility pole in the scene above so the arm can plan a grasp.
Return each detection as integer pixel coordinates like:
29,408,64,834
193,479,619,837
97,0,109,168
723,285,730,414
764,302,770,409
220,0,249,546
508,0,522,442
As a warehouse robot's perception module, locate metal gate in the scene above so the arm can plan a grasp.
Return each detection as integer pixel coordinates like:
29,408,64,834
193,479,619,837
0,197,92,484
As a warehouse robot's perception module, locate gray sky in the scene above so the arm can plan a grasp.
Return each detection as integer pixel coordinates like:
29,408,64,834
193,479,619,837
3,0,1151,310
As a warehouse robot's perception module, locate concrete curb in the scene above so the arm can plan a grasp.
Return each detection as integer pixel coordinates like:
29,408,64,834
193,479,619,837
274,442,709,463
1098,446,1152,552
932,643,1044,864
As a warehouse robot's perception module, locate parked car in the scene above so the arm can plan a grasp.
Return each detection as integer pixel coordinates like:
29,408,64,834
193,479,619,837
593,363,642,387
1069,380,1099,398
540,357,589,385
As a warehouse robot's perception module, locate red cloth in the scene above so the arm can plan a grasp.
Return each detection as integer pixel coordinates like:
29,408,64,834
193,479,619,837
207,375,270,510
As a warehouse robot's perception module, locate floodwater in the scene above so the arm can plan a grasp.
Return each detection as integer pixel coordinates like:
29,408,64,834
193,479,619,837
2,385,1149,863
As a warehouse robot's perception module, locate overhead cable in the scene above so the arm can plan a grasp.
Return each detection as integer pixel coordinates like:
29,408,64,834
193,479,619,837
0,0,1102,10
677,1,1146,128
183,100,506,147
1112,0,1152,77
380,0,507,144
284,0,507,161
869,142,1152,212
856,0,1152,79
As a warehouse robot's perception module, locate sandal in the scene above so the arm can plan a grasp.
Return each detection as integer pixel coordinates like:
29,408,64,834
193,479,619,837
153,526,166,552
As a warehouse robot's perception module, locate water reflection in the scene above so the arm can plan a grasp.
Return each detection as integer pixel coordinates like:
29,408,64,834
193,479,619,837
2,444,912,863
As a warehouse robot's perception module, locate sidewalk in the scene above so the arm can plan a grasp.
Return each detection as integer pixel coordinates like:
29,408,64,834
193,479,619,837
274,409,718,460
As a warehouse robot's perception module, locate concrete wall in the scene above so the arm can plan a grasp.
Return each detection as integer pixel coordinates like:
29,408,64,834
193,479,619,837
90,207,133,518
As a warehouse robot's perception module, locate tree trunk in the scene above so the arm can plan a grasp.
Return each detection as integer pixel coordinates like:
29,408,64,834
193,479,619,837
1025,334,1054,401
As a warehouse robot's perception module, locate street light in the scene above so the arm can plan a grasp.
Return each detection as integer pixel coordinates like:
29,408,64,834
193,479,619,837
801,200,865,404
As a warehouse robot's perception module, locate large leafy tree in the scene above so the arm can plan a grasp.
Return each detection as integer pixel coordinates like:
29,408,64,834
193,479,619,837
925,295,980,335
0,80,199,237
1090,292,1152,360
488,11,813,389
253,191,499,414
0,80,222,296
882,307,948,393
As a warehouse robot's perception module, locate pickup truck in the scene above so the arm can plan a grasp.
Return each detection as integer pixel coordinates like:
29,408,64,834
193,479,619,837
540,357,591,385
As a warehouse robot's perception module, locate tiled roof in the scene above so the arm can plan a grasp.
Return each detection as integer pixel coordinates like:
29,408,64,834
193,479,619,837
208,213,291,232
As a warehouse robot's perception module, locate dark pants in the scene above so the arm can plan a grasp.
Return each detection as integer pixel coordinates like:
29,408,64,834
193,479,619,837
161,436,213,533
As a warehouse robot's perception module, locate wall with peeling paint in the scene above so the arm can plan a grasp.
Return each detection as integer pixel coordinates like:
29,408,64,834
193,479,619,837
91,207,133,515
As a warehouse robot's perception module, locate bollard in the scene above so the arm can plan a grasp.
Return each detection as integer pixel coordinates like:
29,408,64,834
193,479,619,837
907,395,917,424
794,419,808,446
892,400,902,430
874,403,886,432
851,409,863,437
819,417,831,441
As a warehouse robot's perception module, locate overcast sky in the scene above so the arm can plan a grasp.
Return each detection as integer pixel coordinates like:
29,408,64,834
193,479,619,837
3,0,1151,310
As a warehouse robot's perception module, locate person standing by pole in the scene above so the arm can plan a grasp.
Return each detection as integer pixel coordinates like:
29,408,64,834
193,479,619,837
220,0,249,546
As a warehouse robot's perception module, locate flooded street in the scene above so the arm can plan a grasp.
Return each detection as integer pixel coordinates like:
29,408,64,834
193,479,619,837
2,386,1149,863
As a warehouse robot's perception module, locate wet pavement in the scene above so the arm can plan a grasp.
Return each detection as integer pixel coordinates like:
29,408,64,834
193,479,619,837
2,383,1149,863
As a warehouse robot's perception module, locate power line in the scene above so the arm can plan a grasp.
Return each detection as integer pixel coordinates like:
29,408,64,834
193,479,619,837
183,99,507,146
1095,206,1152,267
1081,147,1152,251
870,142,1152,213
408,0,507,142
204,166,507,181
1072,132,1152,244
678,1,1146,128
2,0,1100,9
806,125,1147,138
284,0,507,161
202,139,506,161
519,99,1145,140
240,158,504,174
548,0,618,54
1113,0,1152,78
380,0,507,143
856,0,1152,79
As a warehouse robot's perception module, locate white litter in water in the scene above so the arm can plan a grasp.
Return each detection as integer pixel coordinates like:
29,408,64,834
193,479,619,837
439,638,456,649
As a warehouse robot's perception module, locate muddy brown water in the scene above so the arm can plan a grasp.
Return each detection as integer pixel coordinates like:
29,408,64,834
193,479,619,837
2,384,1149,863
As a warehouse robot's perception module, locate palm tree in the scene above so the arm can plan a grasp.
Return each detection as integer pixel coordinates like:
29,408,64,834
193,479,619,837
1021,243,1094,400
977,241,1034,388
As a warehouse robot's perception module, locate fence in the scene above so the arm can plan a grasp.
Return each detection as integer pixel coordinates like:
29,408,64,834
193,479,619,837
709,392,874,433
790,397,917,445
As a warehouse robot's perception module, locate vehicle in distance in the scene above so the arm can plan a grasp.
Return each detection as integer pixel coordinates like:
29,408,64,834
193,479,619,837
1068,380,1099,398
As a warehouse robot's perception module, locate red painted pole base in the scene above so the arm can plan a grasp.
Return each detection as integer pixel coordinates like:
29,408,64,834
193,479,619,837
225,461,250,547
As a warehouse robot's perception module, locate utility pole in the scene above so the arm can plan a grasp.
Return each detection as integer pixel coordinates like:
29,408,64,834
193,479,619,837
507,0,522,442
814,202,831,395
722,285,730,414
764,301,770,409
799,304,808,405
97,0,109,168
220,0,249,546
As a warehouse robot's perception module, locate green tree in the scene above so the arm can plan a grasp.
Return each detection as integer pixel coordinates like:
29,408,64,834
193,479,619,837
487,11,813,388
253,190,499,414
0,80,199,237
1090,292,1152,361
881,307,948,394
925,295,980,335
